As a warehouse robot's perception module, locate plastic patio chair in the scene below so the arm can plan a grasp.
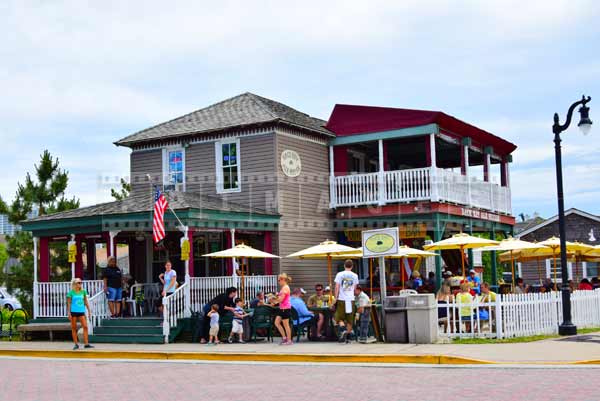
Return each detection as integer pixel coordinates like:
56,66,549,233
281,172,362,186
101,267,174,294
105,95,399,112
218,313,234,341
291,307,312,343
250,306,274,342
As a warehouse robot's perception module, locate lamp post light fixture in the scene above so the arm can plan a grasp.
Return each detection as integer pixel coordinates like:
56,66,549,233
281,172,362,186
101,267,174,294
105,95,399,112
552,95,592,336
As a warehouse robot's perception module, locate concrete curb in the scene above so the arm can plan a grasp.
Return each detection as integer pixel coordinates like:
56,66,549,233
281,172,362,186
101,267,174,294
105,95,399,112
1,349,598,365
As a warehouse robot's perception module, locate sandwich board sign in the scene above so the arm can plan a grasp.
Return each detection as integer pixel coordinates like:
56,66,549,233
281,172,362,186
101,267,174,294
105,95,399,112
362,227,399,258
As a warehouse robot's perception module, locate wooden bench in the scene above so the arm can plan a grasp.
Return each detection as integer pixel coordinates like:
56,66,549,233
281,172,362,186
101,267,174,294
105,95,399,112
18,322,80,341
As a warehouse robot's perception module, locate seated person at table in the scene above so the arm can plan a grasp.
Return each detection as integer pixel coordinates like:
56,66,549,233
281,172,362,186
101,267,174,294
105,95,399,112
291,288,315,328
467,269,481,295
250,291,266,308
456,282,474,331
479,282,497,303
307,284,331,338
411,271,423,290
354,285,371,343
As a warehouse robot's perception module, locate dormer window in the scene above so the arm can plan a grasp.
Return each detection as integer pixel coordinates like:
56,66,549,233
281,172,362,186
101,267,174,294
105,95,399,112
215,138,241,193
163,147,185,191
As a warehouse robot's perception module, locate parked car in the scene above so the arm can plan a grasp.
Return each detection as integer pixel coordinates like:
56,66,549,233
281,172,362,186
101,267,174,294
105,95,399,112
0,287,22,310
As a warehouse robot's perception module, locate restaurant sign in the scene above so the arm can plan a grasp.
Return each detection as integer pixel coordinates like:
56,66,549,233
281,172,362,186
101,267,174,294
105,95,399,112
460,207,501,222
362,227,399,258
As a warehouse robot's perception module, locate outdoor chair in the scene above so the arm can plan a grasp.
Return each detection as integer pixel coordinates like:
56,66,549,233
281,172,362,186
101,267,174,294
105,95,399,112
218,312,234,340
291,307,312,343
251,306,274,342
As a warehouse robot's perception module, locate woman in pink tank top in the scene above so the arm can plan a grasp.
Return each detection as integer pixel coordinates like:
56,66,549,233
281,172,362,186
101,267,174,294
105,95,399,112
273,273,293,345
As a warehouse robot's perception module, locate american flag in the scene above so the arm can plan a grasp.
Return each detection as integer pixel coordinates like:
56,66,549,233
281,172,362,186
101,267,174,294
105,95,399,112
153,187,168,243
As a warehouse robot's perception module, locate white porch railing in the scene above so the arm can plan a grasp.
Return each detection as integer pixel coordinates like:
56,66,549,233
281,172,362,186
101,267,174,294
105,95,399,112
190,275,278,311
332,167,512,214
35,280,104,318
438,290,600,340
87,291,110,335
162,282,188,343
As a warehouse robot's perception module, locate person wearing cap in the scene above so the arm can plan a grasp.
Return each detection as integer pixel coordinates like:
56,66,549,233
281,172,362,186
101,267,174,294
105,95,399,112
290,288,315,328
467,269,481,295
442,271,453,288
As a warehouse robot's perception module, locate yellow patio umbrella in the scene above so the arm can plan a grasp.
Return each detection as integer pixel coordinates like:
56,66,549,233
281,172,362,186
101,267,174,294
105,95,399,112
424,233,499,277
537,237,590,290
286,241,360,295
481,238,548,290
203,244,280,302
387,246,437,288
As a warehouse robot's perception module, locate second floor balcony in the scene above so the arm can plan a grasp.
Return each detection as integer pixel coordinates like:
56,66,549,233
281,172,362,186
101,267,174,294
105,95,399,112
331,166,511,214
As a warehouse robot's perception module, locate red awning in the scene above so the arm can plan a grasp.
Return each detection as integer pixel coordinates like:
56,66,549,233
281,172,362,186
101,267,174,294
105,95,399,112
325,104,517,155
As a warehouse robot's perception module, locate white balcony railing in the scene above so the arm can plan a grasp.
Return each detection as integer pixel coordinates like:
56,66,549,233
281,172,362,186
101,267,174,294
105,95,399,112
35,280,104,318
331,167,512,215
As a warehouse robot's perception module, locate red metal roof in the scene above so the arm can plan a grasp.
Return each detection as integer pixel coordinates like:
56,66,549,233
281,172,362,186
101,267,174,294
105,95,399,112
325,104,517,155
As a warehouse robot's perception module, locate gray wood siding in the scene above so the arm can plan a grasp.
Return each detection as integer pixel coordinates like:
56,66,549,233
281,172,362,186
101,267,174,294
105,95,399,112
275,132,335,290
185,134,278,214
130,149,162,196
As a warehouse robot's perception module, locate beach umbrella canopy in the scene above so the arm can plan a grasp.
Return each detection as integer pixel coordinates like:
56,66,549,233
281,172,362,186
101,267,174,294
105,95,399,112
203,244,279,302
202,244,279,259
287,240,360,294
424,233,499,276
481,238,548,289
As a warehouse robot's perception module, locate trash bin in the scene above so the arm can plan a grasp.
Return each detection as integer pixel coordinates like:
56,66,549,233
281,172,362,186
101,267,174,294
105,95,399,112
383,296,408,343
406,294,437,344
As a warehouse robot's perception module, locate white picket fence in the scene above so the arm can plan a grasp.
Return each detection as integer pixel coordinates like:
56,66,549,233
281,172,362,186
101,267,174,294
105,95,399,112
35,280,104,318
190,275,278,311
438,290,600,340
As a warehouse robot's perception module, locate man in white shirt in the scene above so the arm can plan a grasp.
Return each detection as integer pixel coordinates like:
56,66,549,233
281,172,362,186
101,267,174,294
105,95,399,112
334,259,359,343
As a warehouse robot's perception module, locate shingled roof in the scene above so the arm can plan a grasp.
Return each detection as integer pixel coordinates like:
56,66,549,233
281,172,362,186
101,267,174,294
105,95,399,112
115,92,332,147
24,191,274,223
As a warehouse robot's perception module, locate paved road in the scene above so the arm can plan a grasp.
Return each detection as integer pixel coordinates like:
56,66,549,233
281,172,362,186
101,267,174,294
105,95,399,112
2,358,598,401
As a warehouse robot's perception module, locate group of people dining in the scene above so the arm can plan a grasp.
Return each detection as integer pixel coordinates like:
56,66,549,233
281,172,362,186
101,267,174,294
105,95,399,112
199,259,373,345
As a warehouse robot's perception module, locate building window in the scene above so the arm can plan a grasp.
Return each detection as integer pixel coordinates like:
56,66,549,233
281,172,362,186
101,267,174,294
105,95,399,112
585,262,599,279
215,139,241,193
163,147,185,191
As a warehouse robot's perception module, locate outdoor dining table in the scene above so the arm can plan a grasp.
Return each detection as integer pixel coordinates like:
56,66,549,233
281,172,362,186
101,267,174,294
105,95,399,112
309,306,338,341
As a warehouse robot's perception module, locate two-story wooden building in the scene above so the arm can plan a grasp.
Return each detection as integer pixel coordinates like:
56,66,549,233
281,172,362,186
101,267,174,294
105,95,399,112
23,92,516,320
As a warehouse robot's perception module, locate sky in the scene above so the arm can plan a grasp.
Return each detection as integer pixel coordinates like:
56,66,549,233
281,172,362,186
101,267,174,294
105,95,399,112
1,0,599,221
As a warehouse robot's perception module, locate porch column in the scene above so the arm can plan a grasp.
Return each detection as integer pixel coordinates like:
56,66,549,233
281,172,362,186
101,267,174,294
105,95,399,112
500,156,511,187
69,234,76,280
329,145,335,208
109,231,120,258
264,231,273,275
33,237,39,318
226,229,235,275
183,226,191,318
188,229,194,277
39,237,50,282
427,133,439,202
490,226,497,286
461,138,472,205
378,139,385,205
333,146,348,176
433,215,444,290
86,239,96,280
483,148,491,182
75,235,84,279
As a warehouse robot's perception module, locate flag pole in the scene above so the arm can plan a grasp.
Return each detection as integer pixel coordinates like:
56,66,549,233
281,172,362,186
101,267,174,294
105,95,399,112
147,174,186,232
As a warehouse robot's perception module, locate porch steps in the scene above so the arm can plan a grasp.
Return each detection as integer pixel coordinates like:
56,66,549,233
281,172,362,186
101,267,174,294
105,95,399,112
89,318,182,344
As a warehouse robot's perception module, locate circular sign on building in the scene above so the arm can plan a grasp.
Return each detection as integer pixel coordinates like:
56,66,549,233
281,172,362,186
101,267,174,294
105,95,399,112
281,149,302,177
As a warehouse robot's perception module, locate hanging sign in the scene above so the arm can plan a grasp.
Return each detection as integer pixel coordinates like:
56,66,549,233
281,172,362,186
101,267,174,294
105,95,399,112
400,223,427,239
362,227,399,258
68,241,77,263
180,237,190,261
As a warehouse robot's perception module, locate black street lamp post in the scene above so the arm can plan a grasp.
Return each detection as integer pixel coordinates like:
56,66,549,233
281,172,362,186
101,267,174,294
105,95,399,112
552,95,592,336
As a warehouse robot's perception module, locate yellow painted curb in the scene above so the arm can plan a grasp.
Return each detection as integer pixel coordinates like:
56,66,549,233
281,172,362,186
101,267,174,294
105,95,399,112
0,349,492,364
0,349,596,365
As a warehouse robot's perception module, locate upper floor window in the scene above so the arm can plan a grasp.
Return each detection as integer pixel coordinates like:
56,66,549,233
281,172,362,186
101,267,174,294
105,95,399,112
163,147,185,191
215,138,241,193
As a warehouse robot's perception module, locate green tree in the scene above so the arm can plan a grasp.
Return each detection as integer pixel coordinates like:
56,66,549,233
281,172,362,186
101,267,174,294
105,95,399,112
110,178,131,201
2,151,80,314
0,243,8,274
